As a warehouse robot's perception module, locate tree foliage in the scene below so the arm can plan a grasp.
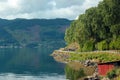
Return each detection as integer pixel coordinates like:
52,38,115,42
65,0,120,51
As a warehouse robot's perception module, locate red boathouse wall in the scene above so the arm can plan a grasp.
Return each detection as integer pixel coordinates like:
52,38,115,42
98,63,114,76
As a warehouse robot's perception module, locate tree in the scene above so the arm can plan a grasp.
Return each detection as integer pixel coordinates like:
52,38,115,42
64,0,120,51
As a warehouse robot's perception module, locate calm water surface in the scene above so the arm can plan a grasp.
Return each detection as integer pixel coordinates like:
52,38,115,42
0,48,66,80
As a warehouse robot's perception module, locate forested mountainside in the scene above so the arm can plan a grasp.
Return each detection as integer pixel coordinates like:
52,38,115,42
65,0,120,51
0,18,71,48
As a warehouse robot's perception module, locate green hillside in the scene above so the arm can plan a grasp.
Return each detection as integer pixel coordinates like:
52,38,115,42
65,0,120,51
0,18,71,48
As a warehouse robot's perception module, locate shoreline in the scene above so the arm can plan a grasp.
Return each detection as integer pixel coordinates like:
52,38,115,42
51,49,120,80
51,49,120,64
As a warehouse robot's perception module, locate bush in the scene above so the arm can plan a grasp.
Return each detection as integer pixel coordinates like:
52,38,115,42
97,40,109,50
109,37,120,50
107,69,116,79
82,40,94,52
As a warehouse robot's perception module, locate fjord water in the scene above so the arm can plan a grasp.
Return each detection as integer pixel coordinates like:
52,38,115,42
0,48,66,80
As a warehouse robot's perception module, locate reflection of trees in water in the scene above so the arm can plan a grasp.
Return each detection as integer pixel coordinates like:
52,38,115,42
65,65,85,80
65,62,95,80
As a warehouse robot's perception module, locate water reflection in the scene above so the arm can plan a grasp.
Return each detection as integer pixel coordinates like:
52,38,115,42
0,73,66,80
65,62,96,80
0,48,65,79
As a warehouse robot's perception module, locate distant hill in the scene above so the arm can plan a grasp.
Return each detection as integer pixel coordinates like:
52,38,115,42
0,18,71,48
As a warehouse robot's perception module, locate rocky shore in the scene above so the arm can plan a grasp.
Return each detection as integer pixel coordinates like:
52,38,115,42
52,49,120,80
51,50,71,63
51,50,100,80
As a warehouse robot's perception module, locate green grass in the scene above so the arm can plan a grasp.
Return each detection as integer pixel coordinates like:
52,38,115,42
69,52,120,63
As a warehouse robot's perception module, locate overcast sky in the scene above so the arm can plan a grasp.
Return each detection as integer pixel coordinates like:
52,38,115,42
0,0,102,20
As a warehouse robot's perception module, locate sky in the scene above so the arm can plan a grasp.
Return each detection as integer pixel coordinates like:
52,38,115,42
0,0,102,20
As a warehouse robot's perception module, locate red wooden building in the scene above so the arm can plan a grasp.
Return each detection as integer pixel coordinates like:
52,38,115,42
98,61,120,76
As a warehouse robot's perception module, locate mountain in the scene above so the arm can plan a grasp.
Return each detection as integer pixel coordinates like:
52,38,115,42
0,18,71,48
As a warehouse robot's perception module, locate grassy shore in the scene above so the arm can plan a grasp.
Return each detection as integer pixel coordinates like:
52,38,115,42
52,50,120,80
69,51,120,63
52,50,120,64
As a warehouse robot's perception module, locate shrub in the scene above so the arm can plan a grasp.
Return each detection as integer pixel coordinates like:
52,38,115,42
109,37,120,50
82,40,94,52
107,69,116,79
97,40,109,50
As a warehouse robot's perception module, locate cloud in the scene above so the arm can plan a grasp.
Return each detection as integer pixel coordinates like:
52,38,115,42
0,0,102,20
7,0,20,8
48,1,56,8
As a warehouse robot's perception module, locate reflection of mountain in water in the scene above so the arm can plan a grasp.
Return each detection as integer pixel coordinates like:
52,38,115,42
0,48,65,75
